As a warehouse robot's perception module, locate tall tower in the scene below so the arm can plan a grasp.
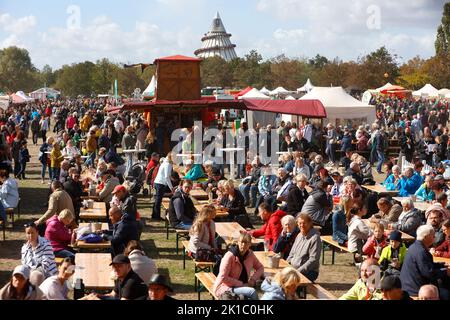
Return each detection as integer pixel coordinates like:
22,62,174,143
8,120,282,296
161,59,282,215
194,12,238,61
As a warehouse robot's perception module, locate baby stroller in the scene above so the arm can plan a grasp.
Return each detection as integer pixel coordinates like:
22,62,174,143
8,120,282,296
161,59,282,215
126,162,147,196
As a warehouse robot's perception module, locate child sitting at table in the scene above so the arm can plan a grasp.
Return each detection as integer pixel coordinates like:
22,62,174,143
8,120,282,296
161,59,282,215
363,222,388,259
378,230,407,276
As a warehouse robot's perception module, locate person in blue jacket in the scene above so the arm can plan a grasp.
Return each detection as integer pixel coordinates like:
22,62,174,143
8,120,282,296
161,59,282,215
384,165,401,191
397,167,422,197
103,205,138,256
414,176,435,201
400,225,450,299
332,196,351,246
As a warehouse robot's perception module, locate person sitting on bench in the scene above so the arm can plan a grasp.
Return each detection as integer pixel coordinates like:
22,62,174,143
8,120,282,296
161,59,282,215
168,179,197,230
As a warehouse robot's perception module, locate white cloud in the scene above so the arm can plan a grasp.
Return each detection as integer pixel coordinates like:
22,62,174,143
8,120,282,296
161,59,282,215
253,0,443,62
0,13,37,34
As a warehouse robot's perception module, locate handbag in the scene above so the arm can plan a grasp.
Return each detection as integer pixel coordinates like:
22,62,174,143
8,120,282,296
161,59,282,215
195,248,216,262
78,233,103,243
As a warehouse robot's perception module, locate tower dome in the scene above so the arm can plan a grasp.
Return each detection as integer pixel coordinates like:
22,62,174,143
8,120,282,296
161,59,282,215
194,12,238,61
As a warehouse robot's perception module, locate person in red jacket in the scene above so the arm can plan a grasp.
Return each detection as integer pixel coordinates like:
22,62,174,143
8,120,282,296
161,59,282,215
431,219,450,258
362,222,387,259
250,202,286,251
44,209,76,259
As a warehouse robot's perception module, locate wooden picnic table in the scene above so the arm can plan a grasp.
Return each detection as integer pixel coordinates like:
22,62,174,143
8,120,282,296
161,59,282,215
215,222,264,246
79,202,107,221
74,253,115,290
78,223,110,231
190,188,209,200
73,240,111,250
433,256,450,264
362,219,415,242
252,251,312,286
362,184,399,196
392,197,430,212
194,204,229,219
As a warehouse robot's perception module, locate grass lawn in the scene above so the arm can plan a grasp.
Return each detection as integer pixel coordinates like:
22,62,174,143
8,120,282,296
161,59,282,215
0,142,359,299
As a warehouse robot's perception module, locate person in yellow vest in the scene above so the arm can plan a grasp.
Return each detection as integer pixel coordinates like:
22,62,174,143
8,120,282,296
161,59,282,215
50,142,64,182
85,129,98,168
80,111,92,133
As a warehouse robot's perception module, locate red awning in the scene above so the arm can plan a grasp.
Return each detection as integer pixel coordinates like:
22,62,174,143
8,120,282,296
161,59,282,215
380,85,405,94
240,99,327,118
122,98,326,118
234,86,252,98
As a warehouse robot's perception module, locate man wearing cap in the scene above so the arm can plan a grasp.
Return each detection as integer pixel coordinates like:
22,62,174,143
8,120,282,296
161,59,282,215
112,185,137,221
147,274,175,300
330,171,343,196
381,275,413,300
98,169,120,204
103,205,138,256
97,254,148,300
0,265,45,300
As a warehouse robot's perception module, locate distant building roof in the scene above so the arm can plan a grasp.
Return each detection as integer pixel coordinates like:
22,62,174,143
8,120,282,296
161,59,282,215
194,12,238,62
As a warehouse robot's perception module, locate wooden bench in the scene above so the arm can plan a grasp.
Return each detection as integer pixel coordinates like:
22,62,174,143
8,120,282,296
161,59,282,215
0,219,5,241
181,240,216,272
163,210,190,254
5,198,20,226
306,283,337,300
195,272,217,300
320,235,351,265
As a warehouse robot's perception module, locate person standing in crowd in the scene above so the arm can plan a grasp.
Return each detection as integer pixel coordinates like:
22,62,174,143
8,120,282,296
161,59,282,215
152,153,174,221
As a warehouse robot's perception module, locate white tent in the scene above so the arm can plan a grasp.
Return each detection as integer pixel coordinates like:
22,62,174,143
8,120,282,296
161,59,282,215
412,84,439,98
143,76,156,97
375,82,393,92
15,91,34,102
297,78,314,93
260,87,271,95
0,95,10,110
269,87,290,96
239,88,270,100
446,93,450,99
299,86,375,125
240,88,275,128
285,95,296,100
438,88,450,97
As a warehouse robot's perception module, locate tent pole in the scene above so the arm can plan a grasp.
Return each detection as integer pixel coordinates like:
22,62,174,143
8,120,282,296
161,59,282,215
245,109,248,127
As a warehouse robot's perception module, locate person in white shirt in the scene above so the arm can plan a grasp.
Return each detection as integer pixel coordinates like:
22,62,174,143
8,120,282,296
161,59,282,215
39,257,75,300
0,168,19,222
62,140,80,159
347,203,372,262
152,153,174,221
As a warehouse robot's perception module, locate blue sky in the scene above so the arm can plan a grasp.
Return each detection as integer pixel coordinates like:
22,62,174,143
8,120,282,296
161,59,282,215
0,0,446,69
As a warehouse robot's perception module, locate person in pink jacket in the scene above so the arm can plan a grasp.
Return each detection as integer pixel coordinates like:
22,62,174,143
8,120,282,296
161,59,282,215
251,202,286,251
44,209,76,259
213,233,264,300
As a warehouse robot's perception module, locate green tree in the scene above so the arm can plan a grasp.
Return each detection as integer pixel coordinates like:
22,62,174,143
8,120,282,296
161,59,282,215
116,67,146,96
435,2,450,56
38,64,56,88
0,46,38,92
55,61,96,97
200,56,233,88
308,54,329,69
92,58,119,94
397,56,431,90
357,46,399,89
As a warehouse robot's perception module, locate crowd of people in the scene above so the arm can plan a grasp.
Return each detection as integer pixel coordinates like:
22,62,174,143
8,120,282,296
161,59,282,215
0,94,449,300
